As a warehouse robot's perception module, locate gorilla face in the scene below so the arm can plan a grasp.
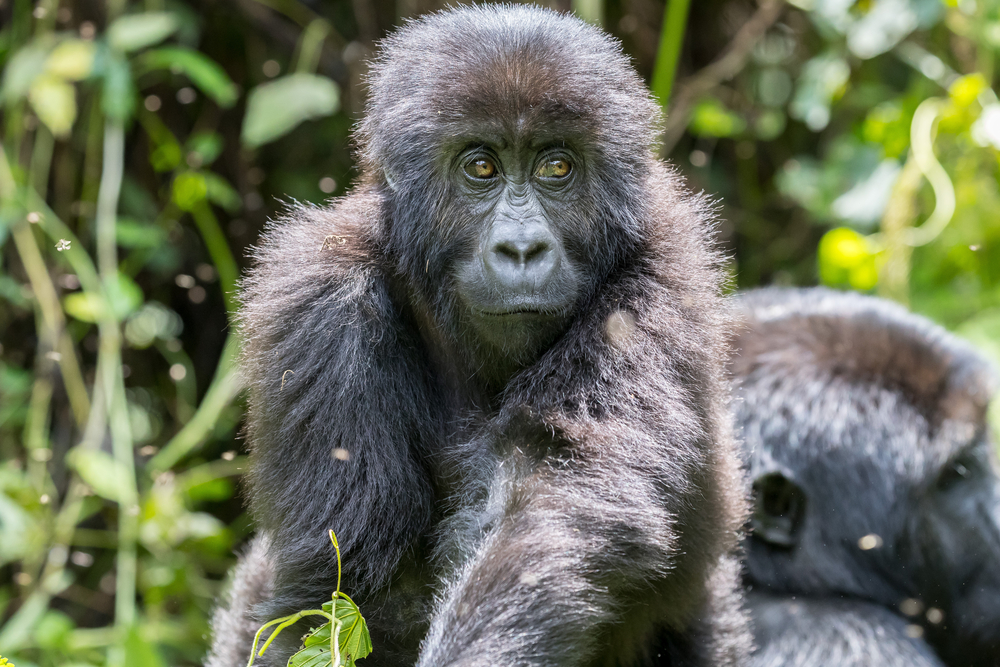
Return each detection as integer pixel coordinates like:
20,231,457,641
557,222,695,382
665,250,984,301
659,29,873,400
916,431,1000,666
449,139,586,360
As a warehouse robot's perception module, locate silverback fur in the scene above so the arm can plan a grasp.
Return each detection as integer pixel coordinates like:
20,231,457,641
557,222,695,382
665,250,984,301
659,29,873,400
208,6,750,666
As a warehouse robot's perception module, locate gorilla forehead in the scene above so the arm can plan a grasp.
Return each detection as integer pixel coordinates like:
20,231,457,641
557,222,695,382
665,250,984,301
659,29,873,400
360,4,660,166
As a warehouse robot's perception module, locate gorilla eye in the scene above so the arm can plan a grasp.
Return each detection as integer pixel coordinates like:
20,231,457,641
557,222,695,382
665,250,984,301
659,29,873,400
536,158,572,180
464,158,498,180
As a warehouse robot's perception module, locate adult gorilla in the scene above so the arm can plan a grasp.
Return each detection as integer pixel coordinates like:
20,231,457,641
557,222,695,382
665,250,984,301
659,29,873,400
732,287,1000,667
206,6,749,667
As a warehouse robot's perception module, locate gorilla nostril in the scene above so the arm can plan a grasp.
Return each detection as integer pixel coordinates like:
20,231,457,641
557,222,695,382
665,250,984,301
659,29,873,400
524,241,551,263
491,238,552,267
494,242,522,263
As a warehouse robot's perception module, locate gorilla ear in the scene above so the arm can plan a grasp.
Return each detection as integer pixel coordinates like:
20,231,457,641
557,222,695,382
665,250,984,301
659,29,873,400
751,472,807,548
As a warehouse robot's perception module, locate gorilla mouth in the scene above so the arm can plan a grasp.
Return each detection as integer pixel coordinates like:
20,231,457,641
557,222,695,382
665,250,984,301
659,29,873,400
479,309,545,316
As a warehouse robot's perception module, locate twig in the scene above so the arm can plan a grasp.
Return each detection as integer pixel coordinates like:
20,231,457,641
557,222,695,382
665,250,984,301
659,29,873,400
659,0,786,158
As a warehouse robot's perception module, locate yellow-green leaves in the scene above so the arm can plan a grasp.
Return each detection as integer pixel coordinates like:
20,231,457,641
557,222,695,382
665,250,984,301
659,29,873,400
46,40,96,81
241,74,339,149
28,75,77,137
818,227,879,291
63,273,143,323
66,448,135,502
1,39,97,137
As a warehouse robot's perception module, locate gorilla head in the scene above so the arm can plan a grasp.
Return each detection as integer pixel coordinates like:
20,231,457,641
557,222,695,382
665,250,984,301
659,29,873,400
732,287,1000,666
357,6,659,376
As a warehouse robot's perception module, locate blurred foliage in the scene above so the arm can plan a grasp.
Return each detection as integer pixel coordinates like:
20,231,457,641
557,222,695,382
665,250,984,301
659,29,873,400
0,0,998,665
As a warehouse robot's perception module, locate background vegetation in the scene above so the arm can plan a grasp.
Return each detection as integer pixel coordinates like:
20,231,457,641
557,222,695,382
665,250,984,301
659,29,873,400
0,0,998,664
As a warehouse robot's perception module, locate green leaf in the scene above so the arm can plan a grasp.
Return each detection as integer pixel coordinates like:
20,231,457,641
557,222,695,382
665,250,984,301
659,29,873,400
138,47,238,107
241,73,339,148
29,74,76,137
186,131,223,165
688,98,746,138
1,42,50,104
107,12,180,53
172,171,207,211
105,272,144,319
123,623,167,667
66,447,133,502
289,596,372,667
103,53,137,122
116,219,169,248
63,292,107,323
203,172,242,212
63,273,143,322
46,40,96,81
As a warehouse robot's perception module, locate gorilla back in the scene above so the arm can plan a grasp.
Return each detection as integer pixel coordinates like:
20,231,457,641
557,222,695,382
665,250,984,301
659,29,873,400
208,6,748,666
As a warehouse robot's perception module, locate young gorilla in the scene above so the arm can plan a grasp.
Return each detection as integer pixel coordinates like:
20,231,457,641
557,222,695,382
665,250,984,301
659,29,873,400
206,6,749,667
731,287,1000,667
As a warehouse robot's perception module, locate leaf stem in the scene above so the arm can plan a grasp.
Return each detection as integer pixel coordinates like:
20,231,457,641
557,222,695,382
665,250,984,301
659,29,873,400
651,0,692,108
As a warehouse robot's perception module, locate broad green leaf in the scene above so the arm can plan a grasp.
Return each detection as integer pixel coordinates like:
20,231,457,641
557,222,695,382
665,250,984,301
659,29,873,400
123,623,167,667
241,74,339,148
172,171,208,211
103,53,136,122
45,40,95,81
66,448,133,502
290,596,372,667
63,292,108,323
116,219,169,248
107,12,180,53
186,131,223,165
688,98,746,138
1,42,50,103
29,75,76,137
34,610,74,649
138,47,238,107
203,172,241,212
105,272,144,319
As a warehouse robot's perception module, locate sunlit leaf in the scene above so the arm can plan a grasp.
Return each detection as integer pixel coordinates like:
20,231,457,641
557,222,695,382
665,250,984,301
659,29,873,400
66,448,133,502
688,98,746,138
28,75,76,137
241,74,339,148
289,597,372,667
1,42,50,103
108,12,181,53
138,47,238,107
63,292,107,323
817,227,879,290
45,40,95,81
123,623,167,667
34,610,74,649
172,171,208,211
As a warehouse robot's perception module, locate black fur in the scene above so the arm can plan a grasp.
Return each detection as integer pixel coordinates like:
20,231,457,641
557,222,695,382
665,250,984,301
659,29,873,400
207,6,749,666
746,591,944,667
732,287,1000,667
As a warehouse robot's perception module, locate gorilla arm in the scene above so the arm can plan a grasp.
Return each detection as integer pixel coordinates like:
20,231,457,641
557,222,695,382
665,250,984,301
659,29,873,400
418,261,744,667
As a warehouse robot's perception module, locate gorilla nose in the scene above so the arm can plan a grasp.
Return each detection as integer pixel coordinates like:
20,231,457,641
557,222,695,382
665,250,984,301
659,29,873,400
486,226,558,287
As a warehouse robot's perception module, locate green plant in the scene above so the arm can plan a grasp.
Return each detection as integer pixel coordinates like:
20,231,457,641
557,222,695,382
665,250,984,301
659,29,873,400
246,531,372,667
